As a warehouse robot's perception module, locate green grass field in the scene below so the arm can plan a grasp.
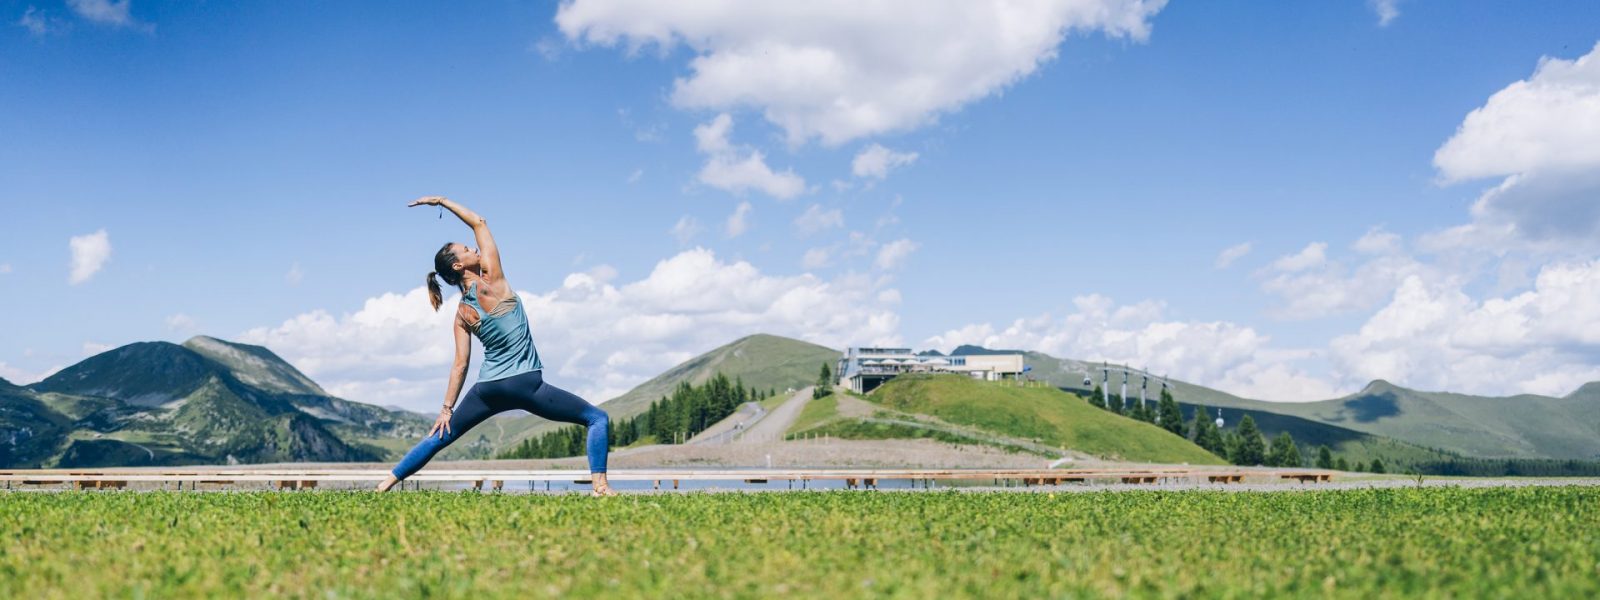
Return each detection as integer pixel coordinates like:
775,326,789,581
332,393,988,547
5,487,1599,598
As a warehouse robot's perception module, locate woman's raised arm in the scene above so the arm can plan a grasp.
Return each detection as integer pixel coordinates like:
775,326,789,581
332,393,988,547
409,196,504,282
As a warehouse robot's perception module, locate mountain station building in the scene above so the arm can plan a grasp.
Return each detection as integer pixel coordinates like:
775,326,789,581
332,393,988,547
837,347,1027,394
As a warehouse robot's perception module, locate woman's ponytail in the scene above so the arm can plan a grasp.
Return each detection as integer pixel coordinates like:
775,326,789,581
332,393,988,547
426,272,443,311
429,242,463,311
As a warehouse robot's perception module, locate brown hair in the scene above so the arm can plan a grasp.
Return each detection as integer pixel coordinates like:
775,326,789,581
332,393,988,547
426,243,461,311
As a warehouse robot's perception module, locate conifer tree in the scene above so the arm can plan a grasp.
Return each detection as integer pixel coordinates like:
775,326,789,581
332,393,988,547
1335,456,1350,472
1232,415,1266,466
1157,389,1184,436
1316,445,1335,470
815,363,834,399
1268,431,1301,467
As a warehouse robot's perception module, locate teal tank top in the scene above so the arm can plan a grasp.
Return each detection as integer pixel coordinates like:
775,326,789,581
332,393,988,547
462,282,542,382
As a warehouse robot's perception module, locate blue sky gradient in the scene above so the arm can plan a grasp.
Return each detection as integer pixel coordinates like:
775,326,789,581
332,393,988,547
5,1,1600,411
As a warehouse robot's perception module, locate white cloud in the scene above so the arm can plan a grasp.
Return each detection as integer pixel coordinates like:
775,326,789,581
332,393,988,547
1330,259,1600,397
17,6,55,35
1431,42,1600,247
1256,237,1434,321
670,215,702,245
1368,0,1399,27
82,341,114,356
1266,242,1327,272
240,249,903,412
852,144,919,180
693,113,806,199
725,201,753,238
1434,42,1600,182
557,0,1167,146
875,238,919,270
1213,242,1252,269
68,229,111,285
1352,226,1401,255
627,168,644,184
925,294,1340,402
286,263,304,286
0,362,61,385
801,247,832,269
793,204,844,237
165,313,197,333
65,0,149,31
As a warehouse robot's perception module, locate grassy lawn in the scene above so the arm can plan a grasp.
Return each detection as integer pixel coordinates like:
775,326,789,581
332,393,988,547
4,487,1600,598
785,393,838,436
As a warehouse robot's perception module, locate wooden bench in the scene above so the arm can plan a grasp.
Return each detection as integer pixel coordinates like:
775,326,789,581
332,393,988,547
73,480,126,490
275,480,318,490
1281,473,1332,483
1120,476,1159,484
844,478,879,490
470,480,505,491
1208,474,1245,484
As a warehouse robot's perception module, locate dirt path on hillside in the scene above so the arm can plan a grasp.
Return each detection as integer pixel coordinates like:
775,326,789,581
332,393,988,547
730,387,812,444
687,402,766,445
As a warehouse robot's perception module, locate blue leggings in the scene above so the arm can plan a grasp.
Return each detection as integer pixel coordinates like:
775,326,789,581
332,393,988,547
390,370,609,479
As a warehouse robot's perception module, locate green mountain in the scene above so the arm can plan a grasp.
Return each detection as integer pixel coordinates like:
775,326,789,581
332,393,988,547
0,337,428,468
1007,347,1600,461
450,334,842,456
1182,380,1600,460
811,374,1224,464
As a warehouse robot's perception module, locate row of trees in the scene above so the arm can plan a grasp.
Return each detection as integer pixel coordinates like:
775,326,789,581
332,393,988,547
498,373,772,460
1082,384,1391,470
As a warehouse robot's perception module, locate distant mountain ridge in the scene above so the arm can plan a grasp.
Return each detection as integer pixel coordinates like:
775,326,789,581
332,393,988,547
982,345,1600,461
0,336,427,468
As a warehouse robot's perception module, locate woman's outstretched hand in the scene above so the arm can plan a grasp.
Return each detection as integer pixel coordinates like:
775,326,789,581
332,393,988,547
408,196,447,208
427,409,453,440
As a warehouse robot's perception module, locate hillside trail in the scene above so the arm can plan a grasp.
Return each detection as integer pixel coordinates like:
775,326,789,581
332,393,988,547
728,387,814,445
687,401,768,445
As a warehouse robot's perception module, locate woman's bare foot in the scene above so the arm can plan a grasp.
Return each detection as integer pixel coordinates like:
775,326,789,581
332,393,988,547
591,472,618,497
375,475,399,492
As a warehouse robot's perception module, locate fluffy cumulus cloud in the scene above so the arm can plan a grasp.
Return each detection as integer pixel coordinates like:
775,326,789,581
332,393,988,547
240,249,903,412
1329,259,1600,397
693,113,806,199
1254,232,1439,320
68,229,111,285
557,0,1167,146
925,294,1340,402
851,144,918,180
1432,42,1600,245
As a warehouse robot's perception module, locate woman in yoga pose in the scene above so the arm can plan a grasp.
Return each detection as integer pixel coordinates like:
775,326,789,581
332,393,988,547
376,196,615,496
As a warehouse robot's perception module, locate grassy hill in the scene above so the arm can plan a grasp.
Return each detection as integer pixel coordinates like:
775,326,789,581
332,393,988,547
1004,346,1600,461
805,374,1223,464
449,334,842,456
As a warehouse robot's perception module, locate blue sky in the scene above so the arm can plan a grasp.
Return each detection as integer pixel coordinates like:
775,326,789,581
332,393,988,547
5,1,1600,411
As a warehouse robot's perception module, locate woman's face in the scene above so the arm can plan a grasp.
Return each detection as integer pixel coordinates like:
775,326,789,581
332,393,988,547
452,243,481,272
